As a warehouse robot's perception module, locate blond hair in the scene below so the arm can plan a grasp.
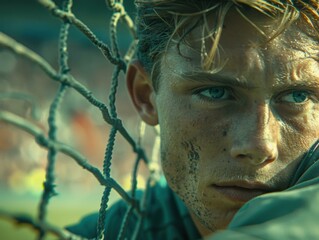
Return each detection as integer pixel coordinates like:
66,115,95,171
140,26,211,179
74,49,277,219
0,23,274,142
135,0,319,89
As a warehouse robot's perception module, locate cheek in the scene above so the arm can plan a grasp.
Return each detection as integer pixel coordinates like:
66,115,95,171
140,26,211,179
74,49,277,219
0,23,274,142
160,128,201,194
279,105,319,165
160,136,202,208
159,107,231,192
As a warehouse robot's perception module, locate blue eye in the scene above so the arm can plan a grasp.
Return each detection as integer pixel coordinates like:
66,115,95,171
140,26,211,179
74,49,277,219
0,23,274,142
281,91,310,103
196,87,231,100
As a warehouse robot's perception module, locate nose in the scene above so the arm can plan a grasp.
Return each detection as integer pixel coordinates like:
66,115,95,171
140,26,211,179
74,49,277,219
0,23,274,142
230,102,279,166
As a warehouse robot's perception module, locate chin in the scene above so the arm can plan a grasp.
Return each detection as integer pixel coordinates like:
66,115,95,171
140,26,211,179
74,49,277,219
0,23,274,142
190,207,238,236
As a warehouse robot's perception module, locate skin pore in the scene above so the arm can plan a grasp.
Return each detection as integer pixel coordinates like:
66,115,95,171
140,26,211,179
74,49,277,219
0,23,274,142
127,7,319,237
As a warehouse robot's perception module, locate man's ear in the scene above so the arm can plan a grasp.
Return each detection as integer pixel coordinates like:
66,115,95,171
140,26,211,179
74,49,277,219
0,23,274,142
126,60,158,126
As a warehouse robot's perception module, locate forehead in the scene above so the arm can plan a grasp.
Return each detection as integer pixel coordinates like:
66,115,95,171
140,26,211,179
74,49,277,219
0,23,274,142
221,13,318,60
164,8,319,76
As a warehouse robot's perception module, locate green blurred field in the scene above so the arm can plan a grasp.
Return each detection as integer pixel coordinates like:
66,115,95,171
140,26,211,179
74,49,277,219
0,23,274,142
0,188,119,240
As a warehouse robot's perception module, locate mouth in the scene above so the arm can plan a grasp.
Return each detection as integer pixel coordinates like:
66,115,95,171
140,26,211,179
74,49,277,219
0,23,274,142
212,181,274,203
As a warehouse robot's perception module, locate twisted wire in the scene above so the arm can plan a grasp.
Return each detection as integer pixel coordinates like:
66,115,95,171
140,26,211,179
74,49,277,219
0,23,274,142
37,1,72,239
117,206,134,240
96,1,131,238
0,0,157,239
110,11,124,59
117,154,142,239
39,0,124,67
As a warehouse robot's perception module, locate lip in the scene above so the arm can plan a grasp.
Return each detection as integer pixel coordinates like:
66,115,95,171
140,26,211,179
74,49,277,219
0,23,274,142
212,181,274,203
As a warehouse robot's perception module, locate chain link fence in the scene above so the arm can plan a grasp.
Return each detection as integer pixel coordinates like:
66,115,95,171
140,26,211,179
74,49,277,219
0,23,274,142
0,0,159,239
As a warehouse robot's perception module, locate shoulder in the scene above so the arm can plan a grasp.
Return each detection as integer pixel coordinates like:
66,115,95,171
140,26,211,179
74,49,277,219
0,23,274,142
65,182,188,239
65,197,132,239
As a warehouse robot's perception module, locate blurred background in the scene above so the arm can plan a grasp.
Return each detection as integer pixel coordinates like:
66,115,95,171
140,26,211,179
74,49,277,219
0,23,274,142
0,0,156,239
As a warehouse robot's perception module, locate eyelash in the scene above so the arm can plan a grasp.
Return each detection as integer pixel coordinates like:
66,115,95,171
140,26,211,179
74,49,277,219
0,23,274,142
276,90,317,104
192,87,317,105
193,86,234,102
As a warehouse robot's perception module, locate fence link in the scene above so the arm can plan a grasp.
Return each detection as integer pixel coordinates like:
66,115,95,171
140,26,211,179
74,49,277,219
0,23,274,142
0,0,158,239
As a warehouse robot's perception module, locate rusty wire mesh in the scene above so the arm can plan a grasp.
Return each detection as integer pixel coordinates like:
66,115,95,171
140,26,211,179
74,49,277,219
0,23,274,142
0,0,158,239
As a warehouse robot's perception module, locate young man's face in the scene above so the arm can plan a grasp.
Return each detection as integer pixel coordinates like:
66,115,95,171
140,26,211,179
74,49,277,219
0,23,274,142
128,8,319,237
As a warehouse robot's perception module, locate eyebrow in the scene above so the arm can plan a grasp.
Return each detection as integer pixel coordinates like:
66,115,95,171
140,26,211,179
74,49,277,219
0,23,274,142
180,71,256,89
180,71,319,90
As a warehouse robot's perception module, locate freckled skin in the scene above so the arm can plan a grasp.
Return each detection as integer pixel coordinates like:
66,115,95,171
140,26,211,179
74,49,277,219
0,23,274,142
151,10,319,237
127,7,319,238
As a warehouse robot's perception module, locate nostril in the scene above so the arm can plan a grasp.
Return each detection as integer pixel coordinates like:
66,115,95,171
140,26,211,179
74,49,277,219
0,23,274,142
237,153,253,160
233,152,276,165
265,155,276,163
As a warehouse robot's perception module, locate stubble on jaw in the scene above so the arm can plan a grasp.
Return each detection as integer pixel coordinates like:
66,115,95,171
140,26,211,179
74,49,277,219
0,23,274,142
161,137,234,235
